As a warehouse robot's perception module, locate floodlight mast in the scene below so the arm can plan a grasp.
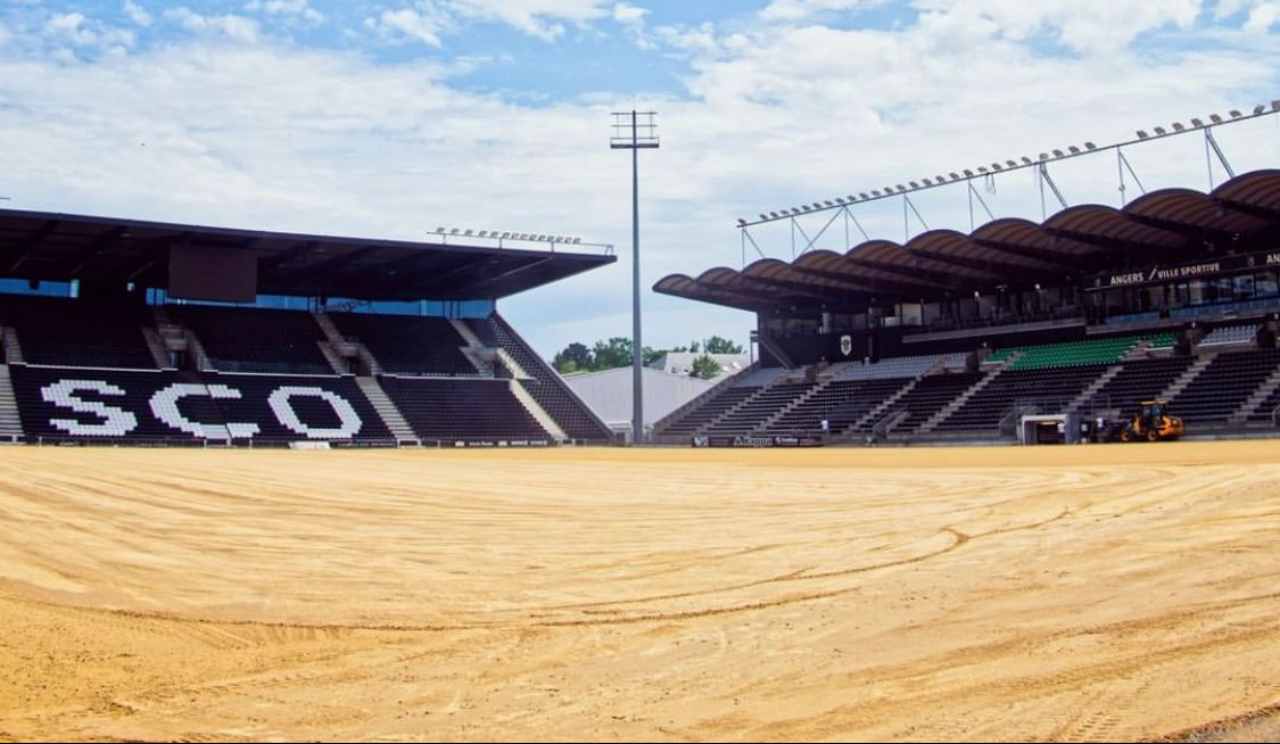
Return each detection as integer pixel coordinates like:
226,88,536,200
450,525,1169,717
611,110,659,445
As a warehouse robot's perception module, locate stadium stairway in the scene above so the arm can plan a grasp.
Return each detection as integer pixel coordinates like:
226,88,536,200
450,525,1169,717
355,376,419,444
1064,365,1125,414
917,357,1017,433
0,365,23,442
753,377,832,433
2,326,23,364
1159,354,1216,400
141,327,172,370
153,307,211,371
448,319,496,376
1233,363,1280,425
693,375,788,435
477,314,614,442
508,379,568,442
312,311,363,374
850,377,920,433
652,361,758,438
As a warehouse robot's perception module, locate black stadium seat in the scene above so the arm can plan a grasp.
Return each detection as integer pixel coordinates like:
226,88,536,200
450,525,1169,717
329,313,476,376
2,295,155,369
174,306,333,375
379,376,549,443
8,365,392,444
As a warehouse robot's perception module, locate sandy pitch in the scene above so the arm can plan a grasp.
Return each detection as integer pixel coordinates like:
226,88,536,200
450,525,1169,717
0,442,1278,742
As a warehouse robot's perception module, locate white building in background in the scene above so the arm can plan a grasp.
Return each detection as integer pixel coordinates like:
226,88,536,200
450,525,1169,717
564,367,716,437
647,352,750,381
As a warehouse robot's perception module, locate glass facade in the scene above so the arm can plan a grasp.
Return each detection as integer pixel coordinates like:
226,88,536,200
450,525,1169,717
0,280,496,319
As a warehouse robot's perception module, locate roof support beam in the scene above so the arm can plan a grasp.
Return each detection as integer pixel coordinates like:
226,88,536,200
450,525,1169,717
68,226,128,278
970,238,1084,272
1123,213,1240,245
1041,226,1168,260
7,219,61,273
1214,198,1280,223
841,254,962,287
294,245,386,279
794,262,947,297
728,272,868,310
909,249,1052,285
458,256,556,296
653,284,778,313
259,240,318,274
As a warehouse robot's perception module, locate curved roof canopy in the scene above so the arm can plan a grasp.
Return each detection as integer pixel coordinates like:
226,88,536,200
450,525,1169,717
656,168,1280,313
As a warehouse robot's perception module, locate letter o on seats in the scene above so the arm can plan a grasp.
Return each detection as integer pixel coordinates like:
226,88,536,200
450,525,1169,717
267,386,363,439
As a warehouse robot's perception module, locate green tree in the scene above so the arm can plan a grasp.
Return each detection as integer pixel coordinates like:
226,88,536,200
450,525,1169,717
690,354,722,380
592,337,633,370
703,336,743,354
553,342,592,373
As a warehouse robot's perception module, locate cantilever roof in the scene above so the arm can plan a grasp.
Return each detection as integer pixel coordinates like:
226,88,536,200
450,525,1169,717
656,168,1280,313
0,208,615,302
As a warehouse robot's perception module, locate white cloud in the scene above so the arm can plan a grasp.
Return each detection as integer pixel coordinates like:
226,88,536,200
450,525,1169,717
369,7,450,47
46,13,97,45
244,0,325,25
2,5,1279,356
123,0,153,28
44,11,136,55
912,0,1202,54
1243,1,1280,31
164,7,260,44
370,0,613,44
760,0,884,22
613,2,649,25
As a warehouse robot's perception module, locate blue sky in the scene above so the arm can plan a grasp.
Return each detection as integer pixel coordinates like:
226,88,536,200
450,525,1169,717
1,0,1278,356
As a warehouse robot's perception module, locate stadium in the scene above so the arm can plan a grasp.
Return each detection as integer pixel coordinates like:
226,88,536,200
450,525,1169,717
2,41,1280,744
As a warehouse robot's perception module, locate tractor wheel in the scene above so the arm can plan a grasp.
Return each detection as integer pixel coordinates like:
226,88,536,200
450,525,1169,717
1147,429,1161,443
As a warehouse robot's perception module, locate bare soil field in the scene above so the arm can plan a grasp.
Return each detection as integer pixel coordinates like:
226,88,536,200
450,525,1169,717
0,442,1278,741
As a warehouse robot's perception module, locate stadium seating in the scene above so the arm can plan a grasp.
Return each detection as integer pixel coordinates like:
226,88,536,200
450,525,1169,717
8,365,392,444
935,365,1109,432
205,372,392,443
1075,357,1192,415
830,354,942,381
1167,349,1280,425
658,386,759,436
733,366,788,388
329,313,477,376
174,306,333,375
11,366,196,442
704,382,814,435
764,377,910,435
880,372,984,433
378,377,548,443
999,336,1142,371
470,314,612,441
1199,324,1257,348
1,296,155,369
1247,384,1280,426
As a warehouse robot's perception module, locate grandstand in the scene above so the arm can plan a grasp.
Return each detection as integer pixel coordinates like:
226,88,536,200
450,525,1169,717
0,209,616,447
654,169,1280,444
